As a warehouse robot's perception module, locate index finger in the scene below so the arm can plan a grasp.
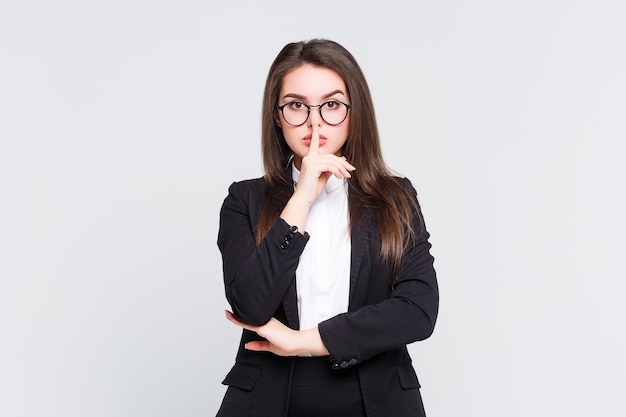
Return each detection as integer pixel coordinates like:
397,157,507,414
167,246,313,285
308,122,320,156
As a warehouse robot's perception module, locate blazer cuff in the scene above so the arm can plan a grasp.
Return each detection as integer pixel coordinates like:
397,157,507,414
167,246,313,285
273,217,308,251
318,315,361,370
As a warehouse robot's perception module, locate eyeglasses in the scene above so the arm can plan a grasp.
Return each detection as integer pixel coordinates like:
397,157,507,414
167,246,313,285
277,100,352,127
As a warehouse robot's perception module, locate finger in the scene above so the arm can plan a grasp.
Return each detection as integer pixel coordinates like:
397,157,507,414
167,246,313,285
309,122,320,156
244,341,271,352
332,161,356,179
342,156,357,172
323,157,356,179
225,310,257,332
341,162,356,178
224,310,236,321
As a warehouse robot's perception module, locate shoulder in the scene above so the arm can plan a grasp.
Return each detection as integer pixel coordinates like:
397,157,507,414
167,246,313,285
220,177,267,211
390,175,426,226
226,177,266,196
393,175,413,187
390,175,419,198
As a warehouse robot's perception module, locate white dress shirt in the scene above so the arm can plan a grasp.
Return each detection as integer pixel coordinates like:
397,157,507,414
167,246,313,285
292,166,351,332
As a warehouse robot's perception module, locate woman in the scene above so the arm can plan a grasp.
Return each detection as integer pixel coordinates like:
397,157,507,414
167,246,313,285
216,39,438,417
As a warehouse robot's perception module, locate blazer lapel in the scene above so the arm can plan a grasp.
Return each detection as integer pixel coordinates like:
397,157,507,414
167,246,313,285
282,279,300,330
349,212,373,304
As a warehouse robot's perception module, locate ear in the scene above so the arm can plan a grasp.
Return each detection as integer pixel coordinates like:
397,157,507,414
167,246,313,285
273,109,282,127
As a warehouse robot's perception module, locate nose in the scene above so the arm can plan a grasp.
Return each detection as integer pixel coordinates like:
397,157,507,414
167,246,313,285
307,105,323,127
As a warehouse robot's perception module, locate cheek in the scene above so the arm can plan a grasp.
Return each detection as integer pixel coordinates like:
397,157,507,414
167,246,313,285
281,127,304,150
339,125,350,144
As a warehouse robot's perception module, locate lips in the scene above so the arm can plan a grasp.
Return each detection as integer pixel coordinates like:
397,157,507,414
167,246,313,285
303,134,327,146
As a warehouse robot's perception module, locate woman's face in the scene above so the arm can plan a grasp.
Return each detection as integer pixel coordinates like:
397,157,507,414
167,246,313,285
276,64,350,169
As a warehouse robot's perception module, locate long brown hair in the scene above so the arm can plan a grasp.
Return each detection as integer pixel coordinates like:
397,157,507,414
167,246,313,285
257,39,423,280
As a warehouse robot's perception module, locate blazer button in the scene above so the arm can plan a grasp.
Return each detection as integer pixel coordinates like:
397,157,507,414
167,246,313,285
340,361,349,369
280,232,294,249
348,358,357,366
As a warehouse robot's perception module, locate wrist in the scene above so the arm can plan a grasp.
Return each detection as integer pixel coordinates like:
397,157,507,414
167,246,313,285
298,327,329,357
280,198,310,232
288,190,314,210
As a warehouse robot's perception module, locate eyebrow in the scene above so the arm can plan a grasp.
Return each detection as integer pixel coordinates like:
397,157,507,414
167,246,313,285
282,89,346,100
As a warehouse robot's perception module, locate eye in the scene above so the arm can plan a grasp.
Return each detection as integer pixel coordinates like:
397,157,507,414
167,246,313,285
324,100,340,110
288,101,306,110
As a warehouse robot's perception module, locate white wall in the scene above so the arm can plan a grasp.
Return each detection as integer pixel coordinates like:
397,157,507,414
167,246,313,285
1,1,624,416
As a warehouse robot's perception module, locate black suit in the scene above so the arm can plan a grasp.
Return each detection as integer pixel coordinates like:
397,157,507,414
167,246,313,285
216,176,438,417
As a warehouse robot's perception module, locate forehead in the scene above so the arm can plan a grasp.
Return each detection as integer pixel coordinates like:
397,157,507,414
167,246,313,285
280,64,346,98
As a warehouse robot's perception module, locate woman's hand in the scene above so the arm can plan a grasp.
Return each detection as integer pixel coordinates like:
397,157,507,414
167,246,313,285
294,123,355,206
280,123,355,232
225,310,329,357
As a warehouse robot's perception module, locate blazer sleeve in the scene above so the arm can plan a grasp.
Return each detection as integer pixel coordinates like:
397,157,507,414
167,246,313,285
217,180,309,326
317,178,439,369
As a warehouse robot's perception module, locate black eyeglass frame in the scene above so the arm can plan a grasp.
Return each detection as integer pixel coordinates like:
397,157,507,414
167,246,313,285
276,101,352,127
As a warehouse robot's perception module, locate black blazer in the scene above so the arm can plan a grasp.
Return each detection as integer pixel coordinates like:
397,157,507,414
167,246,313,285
216,176,438,417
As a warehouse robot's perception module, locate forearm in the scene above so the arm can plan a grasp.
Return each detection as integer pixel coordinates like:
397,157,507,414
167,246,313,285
220,216,309,325
298,327,330,357
223,194,313,324
319,287,438,364
319,238,438,367
279,191,312,234
223,243,298,325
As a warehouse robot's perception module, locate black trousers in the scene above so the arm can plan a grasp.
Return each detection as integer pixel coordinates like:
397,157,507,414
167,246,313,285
287,357,366,417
